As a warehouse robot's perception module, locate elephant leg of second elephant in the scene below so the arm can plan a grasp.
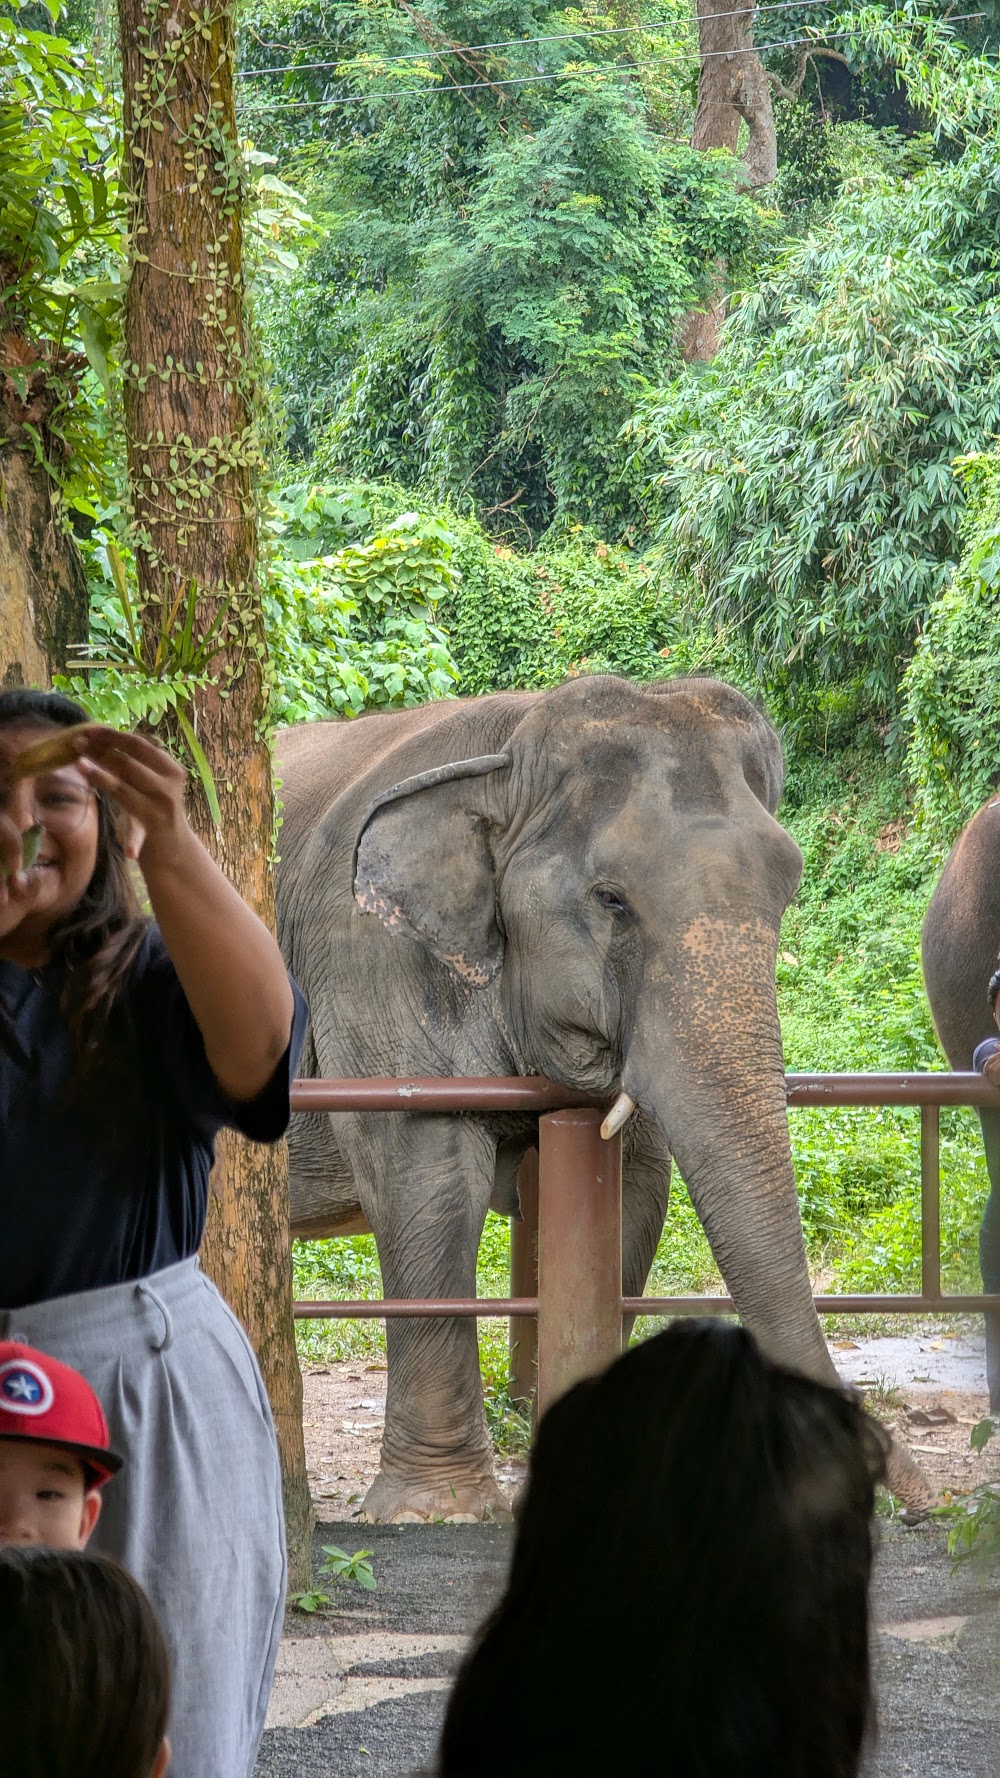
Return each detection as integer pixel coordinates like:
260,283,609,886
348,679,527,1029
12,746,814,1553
351,1114,510,1524
978,1108,1000,1413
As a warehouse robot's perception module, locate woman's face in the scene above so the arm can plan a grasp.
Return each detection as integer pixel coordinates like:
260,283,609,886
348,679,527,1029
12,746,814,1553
0,723,100,945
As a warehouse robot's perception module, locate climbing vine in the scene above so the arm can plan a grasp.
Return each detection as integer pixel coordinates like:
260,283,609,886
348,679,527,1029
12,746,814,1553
114,0,272,800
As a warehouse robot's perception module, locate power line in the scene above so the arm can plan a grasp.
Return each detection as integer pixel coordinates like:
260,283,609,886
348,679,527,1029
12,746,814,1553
240,0,835,77
238,15,986,111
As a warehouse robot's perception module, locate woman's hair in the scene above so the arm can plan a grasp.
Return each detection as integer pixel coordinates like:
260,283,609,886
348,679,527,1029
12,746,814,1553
439,1321,887,1778
0,689,148,1054
0,1547,170,1778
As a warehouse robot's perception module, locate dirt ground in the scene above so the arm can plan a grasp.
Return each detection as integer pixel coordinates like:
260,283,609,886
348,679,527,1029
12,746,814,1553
300,1332,1000,1518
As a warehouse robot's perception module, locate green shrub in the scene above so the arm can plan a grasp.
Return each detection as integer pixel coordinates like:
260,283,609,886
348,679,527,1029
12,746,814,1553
628,136,1000,721
904,448,1000,846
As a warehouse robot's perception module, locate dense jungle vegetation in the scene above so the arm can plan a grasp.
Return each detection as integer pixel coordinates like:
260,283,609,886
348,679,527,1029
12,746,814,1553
7,0,1000,1409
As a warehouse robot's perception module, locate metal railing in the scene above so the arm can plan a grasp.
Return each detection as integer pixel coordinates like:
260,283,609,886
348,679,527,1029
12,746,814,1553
288,1072,1000,1410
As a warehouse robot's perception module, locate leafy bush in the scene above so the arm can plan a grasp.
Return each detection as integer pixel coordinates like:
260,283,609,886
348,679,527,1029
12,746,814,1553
628,135,1000,721
58,487,461,736
264,486,460,720
904,448,1000,845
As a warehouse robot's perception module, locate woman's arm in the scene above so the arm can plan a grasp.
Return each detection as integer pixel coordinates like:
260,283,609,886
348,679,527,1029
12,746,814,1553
80,729,295,1103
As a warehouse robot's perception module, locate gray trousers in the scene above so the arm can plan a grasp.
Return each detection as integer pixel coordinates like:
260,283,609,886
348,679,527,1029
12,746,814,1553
2,1257,287,1778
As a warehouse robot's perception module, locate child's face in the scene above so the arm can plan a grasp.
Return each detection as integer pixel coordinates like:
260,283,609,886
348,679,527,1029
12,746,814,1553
0,1440,102,1548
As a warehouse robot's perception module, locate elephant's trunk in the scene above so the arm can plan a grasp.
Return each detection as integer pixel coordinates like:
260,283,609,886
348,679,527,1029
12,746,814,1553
624,911,935,1517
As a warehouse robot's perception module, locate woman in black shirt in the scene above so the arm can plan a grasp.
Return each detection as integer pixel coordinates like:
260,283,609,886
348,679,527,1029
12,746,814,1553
0,689,307,1778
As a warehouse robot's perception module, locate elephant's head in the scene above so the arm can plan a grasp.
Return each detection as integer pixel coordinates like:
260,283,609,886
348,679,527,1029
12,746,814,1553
352,674,933,1513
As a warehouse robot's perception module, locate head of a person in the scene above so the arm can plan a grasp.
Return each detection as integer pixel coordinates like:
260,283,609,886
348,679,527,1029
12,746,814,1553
439,1320,887,1778
0,688,145,1037
0,1342,122,1549
0,1546,170,1778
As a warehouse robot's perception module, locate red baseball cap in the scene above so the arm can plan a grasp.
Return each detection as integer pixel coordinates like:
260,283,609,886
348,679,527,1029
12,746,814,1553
0,1341,122,1487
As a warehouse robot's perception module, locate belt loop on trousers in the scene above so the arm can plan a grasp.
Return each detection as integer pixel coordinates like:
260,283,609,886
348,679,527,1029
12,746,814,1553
134,1281,174,1352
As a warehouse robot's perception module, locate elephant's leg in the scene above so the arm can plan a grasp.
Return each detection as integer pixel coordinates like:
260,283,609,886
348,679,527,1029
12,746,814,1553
621,1123,671,1347
978,1108,1000,1412
350,1113,509,1525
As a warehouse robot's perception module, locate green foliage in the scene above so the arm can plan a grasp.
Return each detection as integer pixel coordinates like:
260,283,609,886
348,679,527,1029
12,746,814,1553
937,1417,1000,1564
244,0,763,538
903,448,1000,845
291,1545,376,1614
0,0,120,515
264,486,460,720
56,487,461,745
629,133,1000,722
438,519,685,692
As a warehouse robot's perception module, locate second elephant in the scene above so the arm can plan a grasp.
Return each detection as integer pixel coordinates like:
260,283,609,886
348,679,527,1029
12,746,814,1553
276,675,932,1521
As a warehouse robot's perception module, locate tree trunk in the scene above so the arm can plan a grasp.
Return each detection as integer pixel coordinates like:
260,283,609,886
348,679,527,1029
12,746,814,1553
116,0,312,1587
683,0,777,361
0,442,88,689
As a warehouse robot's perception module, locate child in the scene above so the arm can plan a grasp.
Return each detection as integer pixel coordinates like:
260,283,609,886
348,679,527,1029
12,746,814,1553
0,1546,171,1778
0,1339,121,1549
439,1320,887,1778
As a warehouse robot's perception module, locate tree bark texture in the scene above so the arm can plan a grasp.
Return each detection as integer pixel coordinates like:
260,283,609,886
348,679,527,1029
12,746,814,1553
116,0,312,1585
0,369,89,689
683,0,777,360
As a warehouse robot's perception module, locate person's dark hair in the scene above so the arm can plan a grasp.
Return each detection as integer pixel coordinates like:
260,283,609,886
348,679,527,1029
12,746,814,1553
0,1547,170,1778
439,1321,887,1778
0,689,148,1055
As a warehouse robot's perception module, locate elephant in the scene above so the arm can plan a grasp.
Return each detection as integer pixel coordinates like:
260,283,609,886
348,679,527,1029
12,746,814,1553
922,794,1000,1409
275,674,933,1522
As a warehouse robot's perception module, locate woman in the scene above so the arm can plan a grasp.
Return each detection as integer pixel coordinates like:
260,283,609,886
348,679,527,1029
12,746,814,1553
0,688,307,1778
439,1320,887,1778
0,1547,171,1778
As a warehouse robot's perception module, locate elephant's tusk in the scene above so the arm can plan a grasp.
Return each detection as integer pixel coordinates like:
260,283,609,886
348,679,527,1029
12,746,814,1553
600,1091,637,1140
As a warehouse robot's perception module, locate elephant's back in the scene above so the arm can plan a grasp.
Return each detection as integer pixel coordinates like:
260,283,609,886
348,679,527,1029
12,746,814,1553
922,794,1000,1066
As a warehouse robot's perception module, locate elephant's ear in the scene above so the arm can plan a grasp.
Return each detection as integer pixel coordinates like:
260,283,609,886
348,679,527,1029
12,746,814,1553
353,753,511,987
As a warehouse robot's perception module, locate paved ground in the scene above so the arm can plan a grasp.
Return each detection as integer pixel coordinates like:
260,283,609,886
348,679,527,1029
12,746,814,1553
254,1514,1000,1778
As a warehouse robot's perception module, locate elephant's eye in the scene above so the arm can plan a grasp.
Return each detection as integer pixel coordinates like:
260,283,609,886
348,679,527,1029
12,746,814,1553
594,887,631,915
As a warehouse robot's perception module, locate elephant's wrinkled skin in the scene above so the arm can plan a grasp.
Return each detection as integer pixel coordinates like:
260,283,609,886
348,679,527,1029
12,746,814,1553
923,796,1000,1408
276,676,932,1522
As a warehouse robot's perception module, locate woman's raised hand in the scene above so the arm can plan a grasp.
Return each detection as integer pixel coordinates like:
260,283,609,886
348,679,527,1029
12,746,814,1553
76,727,188,864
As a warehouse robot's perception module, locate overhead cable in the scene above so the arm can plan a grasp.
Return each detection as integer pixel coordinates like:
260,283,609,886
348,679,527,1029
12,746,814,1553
239,14,985,111
241,0,836,76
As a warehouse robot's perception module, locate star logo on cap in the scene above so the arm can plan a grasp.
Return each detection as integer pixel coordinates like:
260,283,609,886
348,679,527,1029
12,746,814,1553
0,1359,55,1417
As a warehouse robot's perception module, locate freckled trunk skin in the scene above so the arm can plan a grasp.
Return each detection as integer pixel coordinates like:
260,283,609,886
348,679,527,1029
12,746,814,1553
116,0,312,1583
630,914,934,1514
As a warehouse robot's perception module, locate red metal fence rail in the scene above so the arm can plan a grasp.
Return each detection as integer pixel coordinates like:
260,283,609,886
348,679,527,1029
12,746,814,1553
289,1073,1000,1408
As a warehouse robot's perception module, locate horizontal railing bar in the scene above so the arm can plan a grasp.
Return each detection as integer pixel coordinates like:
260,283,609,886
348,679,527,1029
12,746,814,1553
294,1298,539,1319
290,1072,1000,1114
290,1077,602,1113
784,1072,1000,1107
294,1292,1000,1319
627,1293,1000,1315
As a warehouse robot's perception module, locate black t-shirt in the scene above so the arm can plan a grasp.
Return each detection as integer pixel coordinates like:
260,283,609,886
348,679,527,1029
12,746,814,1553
0,925,308,1308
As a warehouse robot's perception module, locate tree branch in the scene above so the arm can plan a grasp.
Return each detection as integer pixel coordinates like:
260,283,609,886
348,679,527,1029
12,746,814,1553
767,45,851,100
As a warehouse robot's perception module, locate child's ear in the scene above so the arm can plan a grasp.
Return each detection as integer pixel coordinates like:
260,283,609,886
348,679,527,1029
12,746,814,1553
78,1486,102,1547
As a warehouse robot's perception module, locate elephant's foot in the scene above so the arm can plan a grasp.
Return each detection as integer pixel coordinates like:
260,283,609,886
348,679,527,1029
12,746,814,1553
358,1469,512,1525
885,1438,938,1526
